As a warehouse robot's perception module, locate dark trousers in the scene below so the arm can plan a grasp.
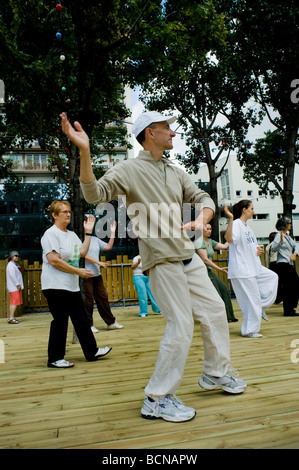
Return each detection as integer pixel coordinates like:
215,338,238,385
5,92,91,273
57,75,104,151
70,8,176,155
269,261,283,304
275,263,299,315
43,289,98,363
84,276,115,326
208,270,237,322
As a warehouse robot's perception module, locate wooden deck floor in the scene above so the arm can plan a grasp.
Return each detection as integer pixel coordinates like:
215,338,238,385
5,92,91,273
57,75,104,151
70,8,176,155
1,300,299,450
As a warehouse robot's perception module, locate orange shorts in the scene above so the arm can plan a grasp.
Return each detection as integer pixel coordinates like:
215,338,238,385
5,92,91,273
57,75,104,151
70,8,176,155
9,291,23,306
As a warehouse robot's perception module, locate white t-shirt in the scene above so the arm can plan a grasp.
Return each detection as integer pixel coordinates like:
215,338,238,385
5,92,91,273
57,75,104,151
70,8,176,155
132,256,144,276
41,224,82,292
85,236,107,276
6,261,24,292
228,219,261,279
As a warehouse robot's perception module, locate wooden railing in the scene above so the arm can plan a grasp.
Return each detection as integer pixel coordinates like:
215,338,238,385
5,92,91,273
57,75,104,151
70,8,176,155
0,255,140,317
4,251,287,318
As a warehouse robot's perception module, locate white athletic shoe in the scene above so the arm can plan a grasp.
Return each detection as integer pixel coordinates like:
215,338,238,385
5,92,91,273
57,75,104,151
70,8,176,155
94,346,112,358
141,394,196,422
47,359,74,368
91,326,99,333
199,368,247,394
107,321,124,330
243,332,263,338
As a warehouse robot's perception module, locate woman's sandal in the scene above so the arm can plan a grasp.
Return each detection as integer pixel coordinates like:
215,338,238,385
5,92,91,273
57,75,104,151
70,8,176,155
8,318,20,324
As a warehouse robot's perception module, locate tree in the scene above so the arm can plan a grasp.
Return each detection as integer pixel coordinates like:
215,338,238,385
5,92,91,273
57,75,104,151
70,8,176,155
239,130,299,231
128,0,259,239
217,0,299,219
0,0,163,237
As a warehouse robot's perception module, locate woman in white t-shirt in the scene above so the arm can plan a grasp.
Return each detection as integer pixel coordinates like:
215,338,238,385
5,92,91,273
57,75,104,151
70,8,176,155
224,201,278,338
41,200,111,368
84,221,123,332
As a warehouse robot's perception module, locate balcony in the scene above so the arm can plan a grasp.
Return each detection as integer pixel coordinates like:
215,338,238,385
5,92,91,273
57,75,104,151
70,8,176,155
5,153,50,171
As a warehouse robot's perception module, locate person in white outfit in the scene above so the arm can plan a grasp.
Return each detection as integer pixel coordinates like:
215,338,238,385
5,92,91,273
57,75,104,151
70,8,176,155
224,201,278,338
6,251,24,324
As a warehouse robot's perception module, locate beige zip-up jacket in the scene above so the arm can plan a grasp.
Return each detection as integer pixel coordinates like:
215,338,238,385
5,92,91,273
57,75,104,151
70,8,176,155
80,150,215,271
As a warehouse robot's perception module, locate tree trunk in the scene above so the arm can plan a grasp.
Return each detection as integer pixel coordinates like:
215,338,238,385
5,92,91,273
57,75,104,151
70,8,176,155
68,144,86,343
207,161,220,241
203,139,220,240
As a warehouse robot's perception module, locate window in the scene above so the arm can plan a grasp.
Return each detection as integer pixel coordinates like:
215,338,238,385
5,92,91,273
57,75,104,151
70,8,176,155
247,190,253,196
236,190,242,197
220,169,231,199
5,154,23,170
41,155,48,169
25,155,34,169
253,214,269,220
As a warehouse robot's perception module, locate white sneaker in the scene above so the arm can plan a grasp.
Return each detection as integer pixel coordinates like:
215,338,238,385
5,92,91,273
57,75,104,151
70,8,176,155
48,359,74,368
107,321,124,330
94,346,112,358
244,332,263,338
91,326,99,333
199,368,247,394
141,394,196,422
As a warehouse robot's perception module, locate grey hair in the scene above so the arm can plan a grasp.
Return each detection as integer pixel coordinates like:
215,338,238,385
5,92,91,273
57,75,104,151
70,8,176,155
275,217,291,231
8,251,19,261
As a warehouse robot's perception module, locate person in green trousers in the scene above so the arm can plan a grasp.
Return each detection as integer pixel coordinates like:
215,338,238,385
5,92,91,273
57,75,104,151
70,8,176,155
194,224,238,323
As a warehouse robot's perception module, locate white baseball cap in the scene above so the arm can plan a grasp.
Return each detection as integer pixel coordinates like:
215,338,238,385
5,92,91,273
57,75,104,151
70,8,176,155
132,111,176,137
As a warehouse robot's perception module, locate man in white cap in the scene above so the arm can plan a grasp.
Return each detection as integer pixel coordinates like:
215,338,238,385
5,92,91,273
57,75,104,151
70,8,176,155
60,110,247,423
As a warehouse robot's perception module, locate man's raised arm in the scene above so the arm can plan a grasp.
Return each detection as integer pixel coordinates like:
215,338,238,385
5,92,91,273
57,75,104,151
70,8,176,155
60,112,95,184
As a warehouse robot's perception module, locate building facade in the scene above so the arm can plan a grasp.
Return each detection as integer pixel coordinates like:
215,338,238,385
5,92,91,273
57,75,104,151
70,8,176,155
194,152,299,245
0,87,136,261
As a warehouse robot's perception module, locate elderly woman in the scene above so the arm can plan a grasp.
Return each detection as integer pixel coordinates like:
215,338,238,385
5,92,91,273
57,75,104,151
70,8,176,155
271,217,299,316
41,200,111,368
6,251,23,324
224,201,278,338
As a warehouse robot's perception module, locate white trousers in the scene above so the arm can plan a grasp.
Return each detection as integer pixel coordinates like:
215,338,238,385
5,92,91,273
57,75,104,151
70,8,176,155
231,266,278,336
145,254,230,399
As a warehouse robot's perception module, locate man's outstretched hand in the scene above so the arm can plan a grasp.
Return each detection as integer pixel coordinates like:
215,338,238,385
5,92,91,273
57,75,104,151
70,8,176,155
60,112,90,151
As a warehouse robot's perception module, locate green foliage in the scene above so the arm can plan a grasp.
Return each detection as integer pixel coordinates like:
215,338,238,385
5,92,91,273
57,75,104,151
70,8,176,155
217,0,299,216
0,1,150,183
238,130,293,194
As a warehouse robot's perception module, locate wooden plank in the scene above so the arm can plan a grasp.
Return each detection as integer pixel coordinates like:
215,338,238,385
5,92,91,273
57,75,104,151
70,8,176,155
123,255,130,299
1,301,299,449
116,255,123,300
111,259,118,300
106,261,113,302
